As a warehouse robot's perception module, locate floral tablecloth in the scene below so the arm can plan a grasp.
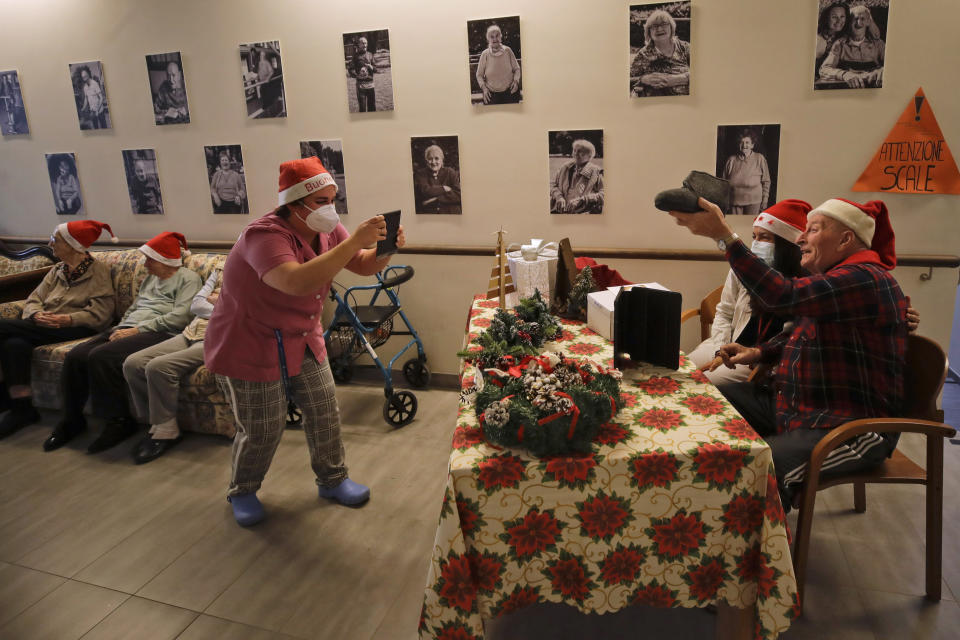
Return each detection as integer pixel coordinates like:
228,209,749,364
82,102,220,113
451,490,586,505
419,296,799,640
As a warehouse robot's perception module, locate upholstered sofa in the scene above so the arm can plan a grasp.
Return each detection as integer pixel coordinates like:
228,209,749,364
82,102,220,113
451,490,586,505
0,248,236,438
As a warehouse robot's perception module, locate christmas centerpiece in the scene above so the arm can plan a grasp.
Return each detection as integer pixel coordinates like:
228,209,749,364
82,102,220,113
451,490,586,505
458,290,562,369
473,352,621,456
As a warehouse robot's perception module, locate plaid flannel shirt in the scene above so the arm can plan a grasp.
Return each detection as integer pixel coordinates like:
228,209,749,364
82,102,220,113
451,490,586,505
727,241,907,433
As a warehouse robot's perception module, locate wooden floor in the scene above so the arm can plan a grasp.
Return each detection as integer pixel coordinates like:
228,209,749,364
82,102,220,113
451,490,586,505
0,381,958,640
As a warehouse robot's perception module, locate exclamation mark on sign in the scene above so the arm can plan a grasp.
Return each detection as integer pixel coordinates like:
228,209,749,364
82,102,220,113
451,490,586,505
914,95,924,121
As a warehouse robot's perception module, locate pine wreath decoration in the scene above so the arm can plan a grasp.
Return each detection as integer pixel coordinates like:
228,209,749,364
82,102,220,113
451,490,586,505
458,290,562,369
474,352,622,456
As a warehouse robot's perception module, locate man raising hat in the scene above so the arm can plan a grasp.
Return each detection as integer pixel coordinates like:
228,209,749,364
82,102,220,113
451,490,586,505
44,231,202,453
0,220,117,438
671,197,909,509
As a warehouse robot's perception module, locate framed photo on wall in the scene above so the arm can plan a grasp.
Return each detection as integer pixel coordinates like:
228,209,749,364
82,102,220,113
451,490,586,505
629,2,691,98
548,129,605,214
300,139,349,214
68,61,111,130
814,0,888,90
146,52,189,125
343,29,394,113
715,124,781,215
46,152,84,216
239,41,286,118
467,16,522,106
411,136,461,214
0,70,29,135
204,144,248,214
122,149,163,214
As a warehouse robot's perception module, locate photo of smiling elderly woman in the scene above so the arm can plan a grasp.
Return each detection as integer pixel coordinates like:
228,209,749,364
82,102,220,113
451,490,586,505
629,2,691,97
411,136,461,214
468,16,522,106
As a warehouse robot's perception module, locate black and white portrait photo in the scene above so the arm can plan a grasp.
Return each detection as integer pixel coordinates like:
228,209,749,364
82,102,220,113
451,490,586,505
814,0,888,90
204,144,248,214
45,153,83,216
68,61,111,130
411,136,461,214
548,130,604,214
0,70,29,135
715,124,781,215
343,30,394,113
629,2,691,98
239,41,286,118
300,140,349,214
467,16,522,106
146,52,189,125
122,149,163,214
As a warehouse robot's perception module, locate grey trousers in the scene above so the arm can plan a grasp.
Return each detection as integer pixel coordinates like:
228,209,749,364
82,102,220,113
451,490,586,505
216,351,347,497
122,334,205,439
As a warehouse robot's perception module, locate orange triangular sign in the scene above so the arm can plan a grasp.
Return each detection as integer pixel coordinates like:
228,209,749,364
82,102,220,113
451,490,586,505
853,88,960,194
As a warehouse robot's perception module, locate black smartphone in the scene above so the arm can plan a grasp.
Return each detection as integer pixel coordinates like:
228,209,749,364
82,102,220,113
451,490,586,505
376,210,401,257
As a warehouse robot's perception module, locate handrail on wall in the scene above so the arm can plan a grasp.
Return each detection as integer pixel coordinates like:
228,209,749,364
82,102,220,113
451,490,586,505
2,236,958,271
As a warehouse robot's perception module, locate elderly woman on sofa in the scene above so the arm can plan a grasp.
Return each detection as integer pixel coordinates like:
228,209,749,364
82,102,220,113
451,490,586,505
0,220,117,439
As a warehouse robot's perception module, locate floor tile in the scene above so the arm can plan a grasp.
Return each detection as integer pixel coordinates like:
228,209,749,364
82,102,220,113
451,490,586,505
0,580,128,640
176,615,300,640
0,562,67,627
79,596,198,640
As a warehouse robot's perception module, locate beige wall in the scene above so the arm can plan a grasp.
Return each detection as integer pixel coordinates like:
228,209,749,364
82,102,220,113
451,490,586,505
1,0,958,375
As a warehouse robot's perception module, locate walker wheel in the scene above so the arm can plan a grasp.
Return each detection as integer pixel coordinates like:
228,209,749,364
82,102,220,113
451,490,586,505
383,391,417,428
402,358,431,389
331,358,353,384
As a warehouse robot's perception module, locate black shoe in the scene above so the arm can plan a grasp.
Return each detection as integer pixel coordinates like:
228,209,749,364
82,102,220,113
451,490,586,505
0,404,40,439
43,416,87,452
654,170,732,213
131,434,183,465
87,417,137,454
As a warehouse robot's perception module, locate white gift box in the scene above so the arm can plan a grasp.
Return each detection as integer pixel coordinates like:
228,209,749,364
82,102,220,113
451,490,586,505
506,247,558,301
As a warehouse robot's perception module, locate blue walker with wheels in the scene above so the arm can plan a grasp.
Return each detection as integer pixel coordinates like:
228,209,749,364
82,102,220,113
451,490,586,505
323,265,429,427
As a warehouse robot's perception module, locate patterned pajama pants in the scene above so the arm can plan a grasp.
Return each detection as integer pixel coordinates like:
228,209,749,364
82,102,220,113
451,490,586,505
217,351,347,497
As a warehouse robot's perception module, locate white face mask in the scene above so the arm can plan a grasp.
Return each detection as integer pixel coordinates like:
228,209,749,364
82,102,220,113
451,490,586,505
298,202,339,233
751,239,776,266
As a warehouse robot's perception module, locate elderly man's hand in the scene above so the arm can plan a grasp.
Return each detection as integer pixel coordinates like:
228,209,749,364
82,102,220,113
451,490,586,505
396,225,406,249
109,327,140,342
668,197,732,241
717,343,761,369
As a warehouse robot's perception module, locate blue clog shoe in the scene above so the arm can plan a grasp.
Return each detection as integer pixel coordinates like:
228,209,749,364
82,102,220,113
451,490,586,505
228,493,266,526
318,478,370,506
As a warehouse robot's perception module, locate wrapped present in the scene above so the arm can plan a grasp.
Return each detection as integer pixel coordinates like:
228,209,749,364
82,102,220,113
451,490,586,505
506,239,557,301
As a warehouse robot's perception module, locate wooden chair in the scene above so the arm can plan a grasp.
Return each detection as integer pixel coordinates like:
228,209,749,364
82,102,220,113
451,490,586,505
680,285,724,342
791,334,956,607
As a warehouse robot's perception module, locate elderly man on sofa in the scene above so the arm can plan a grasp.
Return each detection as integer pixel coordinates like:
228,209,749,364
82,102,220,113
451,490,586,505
670,197,908,509
44,232,201,454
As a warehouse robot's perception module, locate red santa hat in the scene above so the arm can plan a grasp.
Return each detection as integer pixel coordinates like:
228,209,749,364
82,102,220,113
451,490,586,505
139,231,189,267
753,199,812,245
277,157,337,206
810,198,896,268
55,220,118,252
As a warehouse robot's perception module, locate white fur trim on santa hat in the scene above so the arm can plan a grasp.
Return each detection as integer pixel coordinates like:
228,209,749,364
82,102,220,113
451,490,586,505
753,213,801,244
56,223,85,253
810,199,875,246
277,172,337,206
139,243,182,267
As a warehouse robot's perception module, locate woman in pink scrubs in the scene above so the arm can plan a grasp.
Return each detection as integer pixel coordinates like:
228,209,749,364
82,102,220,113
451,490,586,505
205,157,404,526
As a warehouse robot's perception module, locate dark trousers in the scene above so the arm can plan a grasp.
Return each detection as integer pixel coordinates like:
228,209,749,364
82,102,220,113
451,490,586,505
486,88,521,104
356,87,375,112
716,381,896,507
0,319,96,387
62,330,172,421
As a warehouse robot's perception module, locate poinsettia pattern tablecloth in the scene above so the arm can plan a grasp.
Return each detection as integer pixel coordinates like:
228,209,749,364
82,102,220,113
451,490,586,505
420,296,799,640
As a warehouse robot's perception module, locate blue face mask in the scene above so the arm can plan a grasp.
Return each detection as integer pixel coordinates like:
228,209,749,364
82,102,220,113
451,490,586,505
751,240,776,266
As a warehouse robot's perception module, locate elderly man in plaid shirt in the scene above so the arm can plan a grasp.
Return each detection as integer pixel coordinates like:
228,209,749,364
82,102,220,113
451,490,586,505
671,197,908,509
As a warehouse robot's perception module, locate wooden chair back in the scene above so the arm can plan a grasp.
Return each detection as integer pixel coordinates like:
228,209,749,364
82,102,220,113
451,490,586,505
903,333,948,421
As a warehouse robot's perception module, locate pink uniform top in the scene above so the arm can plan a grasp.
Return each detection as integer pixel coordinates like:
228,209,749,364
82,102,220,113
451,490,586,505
204,211,357,382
